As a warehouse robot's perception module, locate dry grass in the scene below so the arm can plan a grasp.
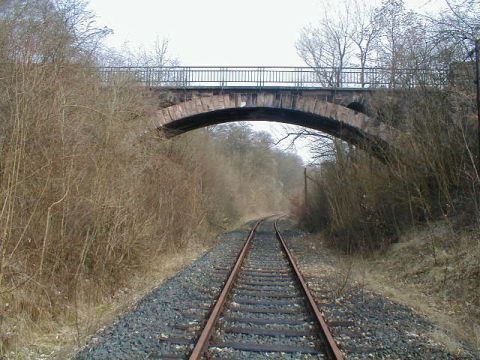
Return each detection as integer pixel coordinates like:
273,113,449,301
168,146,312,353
297,86,479,251
0,63,213,355
296,228,478,354
4,237,211,359
349,221,480,352
295,87,480,349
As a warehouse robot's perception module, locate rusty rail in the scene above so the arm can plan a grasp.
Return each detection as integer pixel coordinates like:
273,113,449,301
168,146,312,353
188,220,262,359
189,218,344,359
274,220,344,360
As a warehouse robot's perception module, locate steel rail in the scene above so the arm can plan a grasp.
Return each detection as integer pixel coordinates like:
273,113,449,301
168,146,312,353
274,221,344,360
188,220,262,360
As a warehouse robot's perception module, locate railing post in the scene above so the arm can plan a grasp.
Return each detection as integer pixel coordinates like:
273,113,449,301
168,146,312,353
183,67,190,88
220,67,226,88
335,67,340,88
256,67,264,88
295,67,302,88
146,67,151,88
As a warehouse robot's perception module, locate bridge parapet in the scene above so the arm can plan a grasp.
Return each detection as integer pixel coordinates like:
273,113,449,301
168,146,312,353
99,66,448,90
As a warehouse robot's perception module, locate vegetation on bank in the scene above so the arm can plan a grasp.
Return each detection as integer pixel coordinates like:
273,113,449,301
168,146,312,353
295,0,479,330
295,0,479,245
0,0,303,355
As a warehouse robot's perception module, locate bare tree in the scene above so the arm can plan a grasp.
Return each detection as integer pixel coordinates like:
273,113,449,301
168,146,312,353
296,0,385,87
435,0,480,51
133,38,179,67
54,0,111,62
296,1,353,87
100,37,178,67
293,0,378,165
273,126,336,166
349,0,381,87
98,37,179,86
428,0,480,75
373,0,431,87
0,0,110,64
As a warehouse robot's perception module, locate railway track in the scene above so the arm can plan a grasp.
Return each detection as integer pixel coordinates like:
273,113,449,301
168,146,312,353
76,219,475,359
163,219,343,359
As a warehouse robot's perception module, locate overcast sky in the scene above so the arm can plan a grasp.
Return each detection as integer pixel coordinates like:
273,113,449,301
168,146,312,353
88,0,445,162
90,0,443,66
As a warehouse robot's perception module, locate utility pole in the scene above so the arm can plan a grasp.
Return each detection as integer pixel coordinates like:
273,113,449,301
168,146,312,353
475,39,480,172
304,167,308,209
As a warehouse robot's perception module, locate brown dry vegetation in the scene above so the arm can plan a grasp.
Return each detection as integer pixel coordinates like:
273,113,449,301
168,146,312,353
295,0,480,346
0,1,303,356
297,86,480,345
300,86,479,247
358,222,480,348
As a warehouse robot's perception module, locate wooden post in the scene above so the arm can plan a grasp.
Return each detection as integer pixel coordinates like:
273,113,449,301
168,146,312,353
475,39,480,173
304,167,308,209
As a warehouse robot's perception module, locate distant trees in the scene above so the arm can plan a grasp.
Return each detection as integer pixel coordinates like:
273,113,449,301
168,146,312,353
209,122,304,200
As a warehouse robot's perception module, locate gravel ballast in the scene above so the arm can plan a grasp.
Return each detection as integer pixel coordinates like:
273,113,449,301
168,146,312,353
207,222,327,359
74,219,477,359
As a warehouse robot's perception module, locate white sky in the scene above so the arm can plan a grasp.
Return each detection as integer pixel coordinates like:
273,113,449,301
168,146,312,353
88,0,445,162
90,0,443,66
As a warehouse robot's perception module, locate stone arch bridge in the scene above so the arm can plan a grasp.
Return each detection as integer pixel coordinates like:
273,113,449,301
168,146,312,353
155,89,396,159
100,66,447,159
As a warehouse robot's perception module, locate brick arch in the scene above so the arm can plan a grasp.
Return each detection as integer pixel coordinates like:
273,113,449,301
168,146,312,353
154,93,398,160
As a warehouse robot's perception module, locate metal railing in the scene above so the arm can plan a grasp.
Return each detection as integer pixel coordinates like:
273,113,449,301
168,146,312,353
98,66,448,89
